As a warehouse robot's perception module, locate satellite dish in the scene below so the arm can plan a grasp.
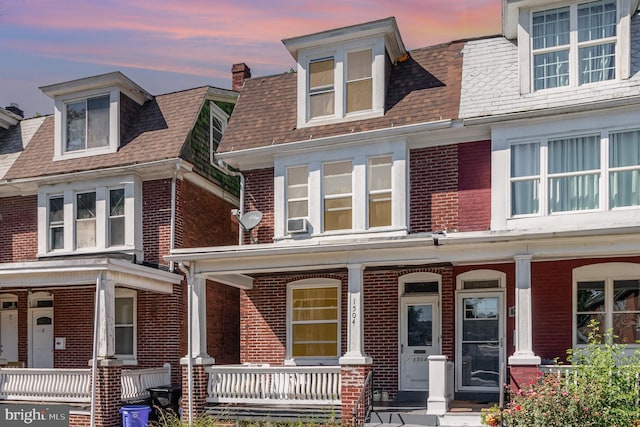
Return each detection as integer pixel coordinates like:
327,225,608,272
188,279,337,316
234,210,263,244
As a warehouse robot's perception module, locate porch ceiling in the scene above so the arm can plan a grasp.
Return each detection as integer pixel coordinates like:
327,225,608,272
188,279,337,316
0,258,180,294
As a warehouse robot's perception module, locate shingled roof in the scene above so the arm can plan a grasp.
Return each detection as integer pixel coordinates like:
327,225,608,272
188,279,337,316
219,40,464,153
5,86,210,180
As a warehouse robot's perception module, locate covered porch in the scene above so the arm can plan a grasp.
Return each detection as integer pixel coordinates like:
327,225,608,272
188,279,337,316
0,257,183,426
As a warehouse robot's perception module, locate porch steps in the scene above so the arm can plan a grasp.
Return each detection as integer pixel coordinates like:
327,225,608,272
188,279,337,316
366,401,483,427
204,403,341,424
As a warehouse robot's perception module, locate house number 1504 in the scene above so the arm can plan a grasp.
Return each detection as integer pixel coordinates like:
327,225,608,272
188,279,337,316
351,297,357,325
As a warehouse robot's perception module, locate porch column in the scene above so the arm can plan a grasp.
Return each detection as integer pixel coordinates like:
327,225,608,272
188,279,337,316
189,275,210,360
96,278,115,358
509,255,541,389
339,264,371,365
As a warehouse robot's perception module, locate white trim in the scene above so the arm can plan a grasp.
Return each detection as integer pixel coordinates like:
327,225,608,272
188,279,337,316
398,272,442,391
455,290,506,392
572,262,640,348
285,278,341,365
115,288,137,361
37,175,142,259
28,292,54,368
456,270,507,290
53,87,121,161
209,102,229,166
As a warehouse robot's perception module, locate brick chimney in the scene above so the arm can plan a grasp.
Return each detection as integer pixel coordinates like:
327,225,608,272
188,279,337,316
6,103,24,118
232,63,251,92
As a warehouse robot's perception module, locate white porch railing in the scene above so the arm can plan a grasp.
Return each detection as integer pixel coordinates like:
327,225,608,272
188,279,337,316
0,368,91,403
121,363,172,402
206,365,341,405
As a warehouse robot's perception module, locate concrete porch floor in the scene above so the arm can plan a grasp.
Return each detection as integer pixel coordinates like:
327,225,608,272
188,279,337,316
366,400,490,427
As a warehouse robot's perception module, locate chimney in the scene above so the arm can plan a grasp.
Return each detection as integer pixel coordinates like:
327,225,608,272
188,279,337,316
6,103,24,118
232,63,251,92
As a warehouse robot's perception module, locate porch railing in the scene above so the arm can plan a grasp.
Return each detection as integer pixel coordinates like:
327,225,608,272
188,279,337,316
352,370,373,427
121,363,172,402
0,368,91,403
206,365,341,405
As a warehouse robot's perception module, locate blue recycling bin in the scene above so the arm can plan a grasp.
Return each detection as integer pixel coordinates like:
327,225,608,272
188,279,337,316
120,405,151,427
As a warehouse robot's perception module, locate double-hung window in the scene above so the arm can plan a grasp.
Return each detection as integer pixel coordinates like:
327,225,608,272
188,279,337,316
288,281,340,360
323,161,353,231
309,58,335,119
287,166,309,221
115,288,136,359
76,192,97,249
109,188,125,246
575,264,640,346
65,95,110,152
510,129,640,217
48,196,65,251
368,156,392,227
532,0,617,91
346,49,373,113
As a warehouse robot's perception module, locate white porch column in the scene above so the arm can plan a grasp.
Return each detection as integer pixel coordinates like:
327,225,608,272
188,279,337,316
426,355,450,415
509,255,541,365
339,264,371,365
96,278,115,359
189,275,212,362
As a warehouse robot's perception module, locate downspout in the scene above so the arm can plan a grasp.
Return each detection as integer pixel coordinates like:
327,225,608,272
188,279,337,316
89,274,101,427
178,262,194,427
170,160,182,272
212,159,245,246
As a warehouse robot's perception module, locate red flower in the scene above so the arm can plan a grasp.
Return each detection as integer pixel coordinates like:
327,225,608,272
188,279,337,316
516,405,521,411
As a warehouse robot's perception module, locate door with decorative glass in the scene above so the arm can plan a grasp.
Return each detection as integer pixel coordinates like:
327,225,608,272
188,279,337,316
456,292,504,392
400,296,440,391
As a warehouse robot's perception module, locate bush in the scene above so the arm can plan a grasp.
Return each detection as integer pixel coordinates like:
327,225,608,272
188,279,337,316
503,321,640,427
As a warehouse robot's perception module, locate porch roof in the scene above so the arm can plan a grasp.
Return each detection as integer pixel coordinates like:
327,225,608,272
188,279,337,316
167,226,640,288
0,258,181,294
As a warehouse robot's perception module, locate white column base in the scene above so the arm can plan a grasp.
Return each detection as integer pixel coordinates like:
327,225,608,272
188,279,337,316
426,355,449,416
339,353,372,365
508,353,541,366
181,356,215,366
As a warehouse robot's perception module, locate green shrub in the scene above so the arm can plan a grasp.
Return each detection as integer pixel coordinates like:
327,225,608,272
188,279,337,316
504,321,640,427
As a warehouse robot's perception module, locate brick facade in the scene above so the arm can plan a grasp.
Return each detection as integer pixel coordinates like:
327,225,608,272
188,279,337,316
242,168,274,244
142,179,173,268
457,140,491,232
0,195,37,262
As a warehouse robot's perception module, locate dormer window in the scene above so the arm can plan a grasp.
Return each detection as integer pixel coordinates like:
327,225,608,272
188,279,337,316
283,18,406,128
532,0,617,91
40,72,151,161
65,95,110,151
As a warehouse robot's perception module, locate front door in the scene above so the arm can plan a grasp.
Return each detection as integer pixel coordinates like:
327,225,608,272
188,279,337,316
400,296,440,391
456,292,504,392
30,308,53,368
0,310,18,361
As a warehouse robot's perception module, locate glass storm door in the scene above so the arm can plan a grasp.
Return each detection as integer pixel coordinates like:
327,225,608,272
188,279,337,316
457,292,503,392
400,296,440,391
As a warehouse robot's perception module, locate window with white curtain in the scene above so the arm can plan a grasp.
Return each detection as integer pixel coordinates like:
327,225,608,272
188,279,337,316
532,0,617,91
510,129,640,217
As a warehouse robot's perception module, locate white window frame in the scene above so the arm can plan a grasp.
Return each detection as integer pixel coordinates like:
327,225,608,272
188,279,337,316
53,87,120,161
48,195,65,252
115,288,137,362
573,262,640,349
274,140,407,241
286,165,309,222
108,187,126,247
37,175,142,258
517,0,633,94
296,36,386,128
209,101,229,165
322,160,353,232
492,110,640,232
285,278,341,366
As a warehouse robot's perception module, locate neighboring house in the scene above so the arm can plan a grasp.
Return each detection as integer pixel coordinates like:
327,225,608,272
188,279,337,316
0,72,241,426
169,0,640,424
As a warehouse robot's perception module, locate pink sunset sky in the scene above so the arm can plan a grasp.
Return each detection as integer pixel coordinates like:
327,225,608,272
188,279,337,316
0,1,502,118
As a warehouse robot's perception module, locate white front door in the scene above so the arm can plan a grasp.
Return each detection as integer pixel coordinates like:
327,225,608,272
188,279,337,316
456,292,504,392
30,308,53,368
0,310,19,361
400,296,440,391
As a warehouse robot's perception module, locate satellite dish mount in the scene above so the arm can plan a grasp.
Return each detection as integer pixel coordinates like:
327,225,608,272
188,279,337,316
233,210,263,244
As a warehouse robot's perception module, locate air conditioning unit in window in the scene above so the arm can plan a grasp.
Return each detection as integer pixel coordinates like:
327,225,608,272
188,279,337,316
287,218,308,234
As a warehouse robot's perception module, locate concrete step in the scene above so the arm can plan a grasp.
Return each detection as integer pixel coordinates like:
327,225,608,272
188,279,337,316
366,410,482,427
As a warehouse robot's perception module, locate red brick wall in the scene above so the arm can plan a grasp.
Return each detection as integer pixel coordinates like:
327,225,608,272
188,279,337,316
243,168,274,244
176,178,238,248
410,146,459,233
54,288,94,368
143,179,173,268
0,195,37,262
206,280,240,364
457,141,491,232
